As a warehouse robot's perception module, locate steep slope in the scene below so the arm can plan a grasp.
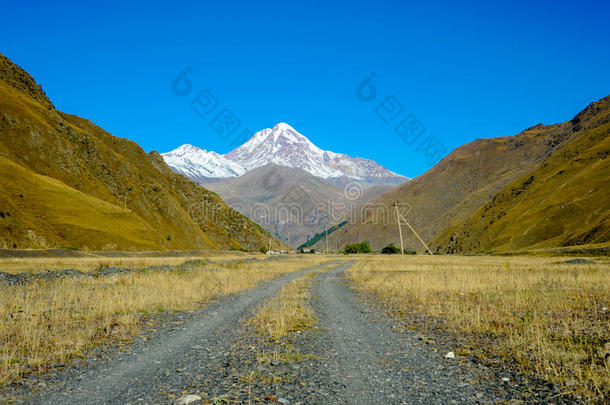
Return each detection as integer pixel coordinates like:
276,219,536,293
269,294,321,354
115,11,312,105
165,123,408,185
202,164,393,247
0,52,273,251
314,96,610,252
436,120,610,253
0,155,160,250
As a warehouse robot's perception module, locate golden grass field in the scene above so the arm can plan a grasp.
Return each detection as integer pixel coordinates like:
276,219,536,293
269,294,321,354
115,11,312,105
347,255,610,402
0,250,257,274
2,252,608,402
0,255,329,385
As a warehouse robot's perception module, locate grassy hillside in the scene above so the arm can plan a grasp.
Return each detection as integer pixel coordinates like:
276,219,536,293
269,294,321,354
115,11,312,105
0,156,161,250
435,121,610,253
0,52,274,251
315,95,610,252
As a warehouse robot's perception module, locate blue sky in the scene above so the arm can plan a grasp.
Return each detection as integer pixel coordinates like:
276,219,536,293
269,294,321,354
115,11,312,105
2,0,609,177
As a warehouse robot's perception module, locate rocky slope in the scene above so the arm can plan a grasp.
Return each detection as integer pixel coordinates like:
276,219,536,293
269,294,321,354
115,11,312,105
0,52,275,251
202,164,392,247
314,95,610,252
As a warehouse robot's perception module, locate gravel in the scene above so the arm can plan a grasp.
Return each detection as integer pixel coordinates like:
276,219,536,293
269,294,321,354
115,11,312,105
0,268,93,285
559,258,596,265
0,257,259,286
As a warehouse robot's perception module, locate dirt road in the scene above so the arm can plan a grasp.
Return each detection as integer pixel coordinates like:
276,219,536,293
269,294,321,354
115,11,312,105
6,261,567,404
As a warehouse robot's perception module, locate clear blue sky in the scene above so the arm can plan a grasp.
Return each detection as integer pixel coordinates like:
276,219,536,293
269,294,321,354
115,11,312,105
2,0,609,177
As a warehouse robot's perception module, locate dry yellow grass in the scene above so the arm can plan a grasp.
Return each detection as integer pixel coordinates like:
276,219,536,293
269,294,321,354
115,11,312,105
249,266,328,340
247,263,339,373
0,250,258,274
0,256,328,385
347,255,610,403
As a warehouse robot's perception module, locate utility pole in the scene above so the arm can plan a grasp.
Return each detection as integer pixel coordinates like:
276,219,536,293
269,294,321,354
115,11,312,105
393,202,405,256
393,202,433,255
268,236,272,253
117,194,127,210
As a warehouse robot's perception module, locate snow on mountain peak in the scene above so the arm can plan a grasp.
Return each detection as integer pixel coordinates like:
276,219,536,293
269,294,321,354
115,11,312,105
225,123,339,177
162,123,407,183
162,144,246,180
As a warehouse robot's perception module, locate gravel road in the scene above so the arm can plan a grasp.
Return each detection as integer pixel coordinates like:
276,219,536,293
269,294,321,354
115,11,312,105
4,260,570,404
306,262,545,404
11,261,338,404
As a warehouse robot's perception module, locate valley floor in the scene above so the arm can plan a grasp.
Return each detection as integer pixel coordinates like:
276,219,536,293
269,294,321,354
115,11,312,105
0,254,608,404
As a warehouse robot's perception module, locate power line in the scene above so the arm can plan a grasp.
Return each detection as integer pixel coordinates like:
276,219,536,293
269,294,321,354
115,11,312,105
392,202,433,255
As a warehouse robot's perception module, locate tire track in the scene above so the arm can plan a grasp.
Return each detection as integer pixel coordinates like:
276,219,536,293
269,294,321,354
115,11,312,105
22,261,340,405
310,262,517,404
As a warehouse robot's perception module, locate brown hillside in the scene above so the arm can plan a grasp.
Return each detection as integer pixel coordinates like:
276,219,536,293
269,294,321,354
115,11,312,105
315,96,610,252
0,52,274,251
202,164,392,247
436,120,610,253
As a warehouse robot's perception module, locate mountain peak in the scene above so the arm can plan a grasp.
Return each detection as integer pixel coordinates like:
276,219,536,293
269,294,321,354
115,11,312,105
273,122,293,131
256,122,312,145
163,123,407,184
171,144,203,153
0,52,54,109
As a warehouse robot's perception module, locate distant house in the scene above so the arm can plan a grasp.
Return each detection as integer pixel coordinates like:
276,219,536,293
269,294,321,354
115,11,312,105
266,250,287,255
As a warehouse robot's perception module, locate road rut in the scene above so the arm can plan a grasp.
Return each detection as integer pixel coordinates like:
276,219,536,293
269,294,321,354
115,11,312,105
22,261,338,405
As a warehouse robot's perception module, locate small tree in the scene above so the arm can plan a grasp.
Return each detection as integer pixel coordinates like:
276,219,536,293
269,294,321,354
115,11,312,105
343,240,372,254
381,243,401,254
259,246,268,254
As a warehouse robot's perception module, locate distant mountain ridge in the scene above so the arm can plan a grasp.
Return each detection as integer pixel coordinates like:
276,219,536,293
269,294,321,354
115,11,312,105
162,123,407,185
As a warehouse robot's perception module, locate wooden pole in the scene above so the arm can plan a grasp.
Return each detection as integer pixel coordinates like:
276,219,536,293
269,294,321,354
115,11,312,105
395,204,433,255
393,203,404,256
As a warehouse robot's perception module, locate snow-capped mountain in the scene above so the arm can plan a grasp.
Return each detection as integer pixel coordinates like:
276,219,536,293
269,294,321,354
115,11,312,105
162,123,407,184
162,144,246,181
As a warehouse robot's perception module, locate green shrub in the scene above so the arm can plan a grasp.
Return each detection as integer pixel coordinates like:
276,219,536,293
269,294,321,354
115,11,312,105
343,240,372,254
381,243,401,254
